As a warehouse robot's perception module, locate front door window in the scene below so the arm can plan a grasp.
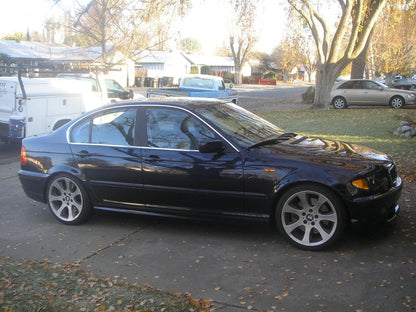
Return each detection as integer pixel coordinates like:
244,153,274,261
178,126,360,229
145,107,216,150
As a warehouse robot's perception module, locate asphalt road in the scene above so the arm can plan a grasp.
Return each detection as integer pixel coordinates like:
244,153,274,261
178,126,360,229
236,83,311,113
1,87,415,311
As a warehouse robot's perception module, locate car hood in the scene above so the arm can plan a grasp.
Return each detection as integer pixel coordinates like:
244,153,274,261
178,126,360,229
257,135,391,170
388,87,415,95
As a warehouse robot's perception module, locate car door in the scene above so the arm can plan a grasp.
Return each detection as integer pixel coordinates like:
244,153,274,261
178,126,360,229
140,105,245,216
216,79,226,99
339,80,363,105
361,81,387,105
69,106,145,208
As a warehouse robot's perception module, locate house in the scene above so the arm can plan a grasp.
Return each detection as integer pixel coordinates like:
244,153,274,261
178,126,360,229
135,50,252,85
183,54,251,77
1,40,252,87
135,50,191,85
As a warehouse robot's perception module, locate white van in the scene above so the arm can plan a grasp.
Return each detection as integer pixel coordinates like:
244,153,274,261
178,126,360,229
0,77,101,142
57,73,137,105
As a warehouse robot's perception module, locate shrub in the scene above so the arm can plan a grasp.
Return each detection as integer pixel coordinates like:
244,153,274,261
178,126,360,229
201,66,212,75
242,76,258,84
302,86,315,103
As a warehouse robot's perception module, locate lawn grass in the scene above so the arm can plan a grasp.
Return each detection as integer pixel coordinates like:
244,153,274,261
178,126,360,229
261,108,416,181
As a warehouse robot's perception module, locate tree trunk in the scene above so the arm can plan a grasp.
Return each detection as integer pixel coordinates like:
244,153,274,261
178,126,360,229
351,30,373,79
233,60,243,85
313,63,340,109
351,45,368,79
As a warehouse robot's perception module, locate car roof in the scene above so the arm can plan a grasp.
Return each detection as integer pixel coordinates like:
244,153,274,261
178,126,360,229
104,97,229,109
341,79,377,82
58,97,232,139
181,74,223,81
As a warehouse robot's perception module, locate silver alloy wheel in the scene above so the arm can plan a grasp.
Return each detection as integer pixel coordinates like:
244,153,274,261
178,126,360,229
48,176,84,223
332,97,346,109
280,190,338,248
390,96,404,109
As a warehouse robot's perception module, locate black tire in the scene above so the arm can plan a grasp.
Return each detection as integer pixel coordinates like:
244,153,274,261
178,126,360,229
332,96,347,109
390,96,404,109
46,174,92,225
275,183,347,250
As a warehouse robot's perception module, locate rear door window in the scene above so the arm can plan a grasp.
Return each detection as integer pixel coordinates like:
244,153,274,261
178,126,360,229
70,107,137,146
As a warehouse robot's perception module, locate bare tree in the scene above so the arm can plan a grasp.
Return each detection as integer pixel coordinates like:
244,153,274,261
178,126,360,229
288,0,388,108
229,0,258,84
179,37,203,54
284,11,318,82
271,32,304,82
69,0,189,69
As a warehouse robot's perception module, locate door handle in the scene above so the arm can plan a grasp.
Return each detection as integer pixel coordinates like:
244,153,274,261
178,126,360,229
143,155,160,162
75,150,91,158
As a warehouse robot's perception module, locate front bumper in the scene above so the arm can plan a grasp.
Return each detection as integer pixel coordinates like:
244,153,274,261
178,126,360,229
346,177,403,224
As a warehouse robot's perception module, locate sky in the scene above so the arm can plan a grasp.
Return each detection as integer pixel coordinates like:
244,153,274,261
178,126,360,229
0,0,286,54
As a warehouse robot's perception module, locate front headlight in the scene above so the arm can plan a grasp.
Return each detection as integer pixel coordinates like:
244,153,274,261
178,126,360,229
348,163,398,196
348,175,376,196
352,178,370,190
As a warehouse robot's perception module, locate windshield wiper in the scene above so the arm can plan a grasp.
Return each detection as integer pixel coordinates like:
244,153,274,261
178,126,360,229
248,133,297,150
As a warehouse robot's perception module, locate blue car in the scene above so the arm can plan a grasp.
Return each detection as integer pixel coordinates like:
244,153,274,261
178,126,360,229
19,98,402,250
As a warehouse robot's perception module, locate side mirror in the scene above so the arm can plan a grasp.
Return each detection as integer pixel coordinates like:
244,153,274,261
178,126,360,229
229,82,234,89
199,140,225,154
129,90,134,99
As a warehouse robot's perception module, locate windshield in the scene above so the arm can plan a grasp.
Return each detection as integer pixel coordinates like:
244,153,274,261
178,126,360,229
105,79,126,92
181,77,214,89
193,103,285,148
59,75,98,92
375,81,389,89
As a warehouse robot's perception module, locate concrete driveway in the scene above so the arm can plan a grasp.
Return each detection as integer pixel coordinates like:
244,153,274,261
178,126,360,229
1,142,415,311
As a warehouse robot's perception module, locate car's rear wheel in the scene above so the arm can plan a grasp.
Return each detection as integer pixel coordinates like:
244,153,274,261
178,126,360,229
47,174,92,225
275,184,346,250
332,96,347,109
390,96,404,109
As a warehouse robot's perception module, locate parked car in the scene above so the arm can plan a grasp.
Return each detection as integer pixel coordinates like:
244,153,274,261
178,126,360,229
331,79,416,109
147,74,238,103
57,73,138,104
0,77,102,142
392,78,416,90
393,75,403,82
19,99,402,250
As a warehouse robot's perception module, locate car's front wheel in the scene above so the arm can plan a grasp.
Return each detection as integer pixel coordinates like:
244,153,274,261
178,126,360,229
390,96,404,109
332,96,347,109
275,184,346,250
47,174,92,225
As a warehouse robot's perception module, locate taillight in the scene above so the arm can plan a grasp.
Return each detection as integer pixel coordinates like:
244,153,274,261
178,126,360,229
21,145,27,165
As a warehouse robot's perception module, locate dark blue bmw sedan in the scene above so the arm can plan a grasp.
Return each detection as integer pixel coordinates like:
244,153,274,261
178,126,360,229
19,98,402,250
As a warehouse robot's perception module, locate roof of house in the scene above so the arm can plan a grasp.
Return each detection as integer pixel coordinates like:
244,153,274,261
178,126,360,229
182,54,234,67
0,40,54,59
135,50,235,67
135,50,185,64
0,40,109,62
1,41,237,69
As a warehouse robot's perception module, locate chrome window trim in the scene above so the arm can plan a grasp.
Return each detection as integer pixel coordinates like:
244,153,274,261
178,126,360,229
66,103,240,153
